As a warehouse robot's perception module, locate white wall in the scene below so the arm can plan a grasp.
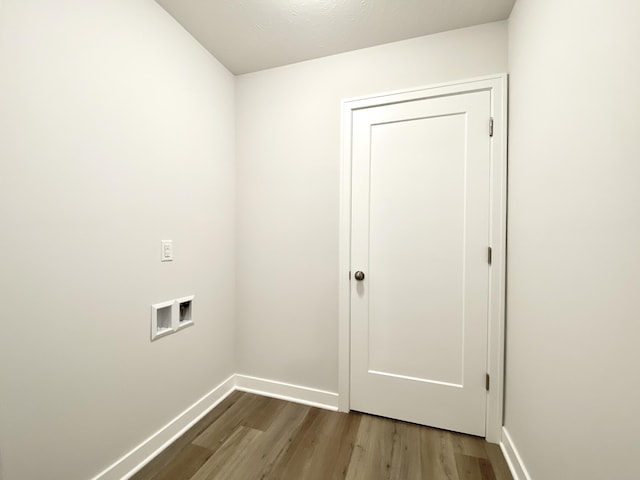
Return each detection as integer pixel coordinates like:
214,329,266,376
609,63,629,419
235,22,508,393
506,0,640,478
0,1,235,479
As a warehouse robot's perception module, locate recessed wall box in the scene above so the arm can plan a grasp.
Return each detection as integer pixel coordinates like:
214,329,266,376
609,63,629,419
151,300,175,340
176,295,195,330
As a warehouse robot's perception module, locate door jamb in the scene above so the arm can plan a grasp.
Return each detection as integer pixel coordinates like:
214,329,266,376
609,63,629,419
338,74,508,443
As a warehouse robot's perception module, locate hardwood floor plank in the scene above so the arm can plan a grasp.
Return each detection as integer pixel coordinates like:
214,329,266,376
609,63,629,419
345,414,396,480
455,453,483,480
484,443,513,480
264,407,324,479
242,395,285,431
478,457,498,480
321,410,363,479
192,392,262,450
189,426,262,480
130,391,242,480
133,392,514,480
148,444,213,480
419,426,459,480
388,421,423,480
216,401,310,479
267,408,362,480
450,432,490,459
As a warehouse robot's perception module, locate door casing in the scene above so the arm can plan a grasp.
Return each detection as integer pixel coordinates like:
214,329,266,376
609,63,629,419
338,74,508,443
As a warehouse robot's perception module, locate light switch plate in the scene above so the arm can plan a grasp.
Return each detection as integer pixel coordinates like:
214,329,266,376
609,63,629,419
161,240,173,262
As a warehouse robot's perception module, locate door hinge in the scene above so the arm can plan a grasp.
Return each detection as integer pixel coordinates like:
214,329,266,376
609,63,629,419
488,247,492,265
348,270,351,279
486,373,490,391
489,117,494,137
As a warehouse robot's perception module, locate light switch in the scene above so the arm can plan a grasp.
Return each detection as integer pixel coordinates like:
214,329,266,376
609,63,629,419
161,240,173,262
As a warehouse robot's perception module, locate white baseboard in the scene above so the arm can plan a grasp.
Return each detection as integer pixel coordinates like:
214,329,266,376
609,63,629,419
90,375,235,480
500,427,532,480
234,374,339,411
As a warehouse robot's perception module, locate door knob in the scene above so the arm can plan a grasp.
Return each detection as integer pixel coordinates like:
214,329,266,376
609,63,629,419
354,271,365,281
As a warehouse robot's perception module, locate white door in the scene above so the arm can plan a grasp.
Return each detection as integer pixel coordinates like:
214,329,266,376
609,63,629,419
350,89,492,436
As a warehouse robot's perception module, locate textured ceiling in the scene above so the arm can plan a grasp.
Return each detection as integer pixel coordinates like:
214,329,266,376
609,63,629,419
156,0,516,75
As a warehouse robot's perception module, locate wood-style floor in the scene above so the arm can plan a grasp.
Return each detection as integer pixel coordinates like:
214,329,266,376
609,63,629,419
131,391,513,480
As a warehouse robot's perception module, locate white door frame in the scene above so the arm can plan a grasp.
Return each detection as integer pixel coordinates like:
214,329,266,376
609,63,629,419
338,74,508,443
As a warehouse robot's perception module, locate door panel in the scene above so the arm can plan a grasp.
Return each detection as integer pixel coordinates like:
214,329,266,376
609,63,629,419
350,91,491,436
